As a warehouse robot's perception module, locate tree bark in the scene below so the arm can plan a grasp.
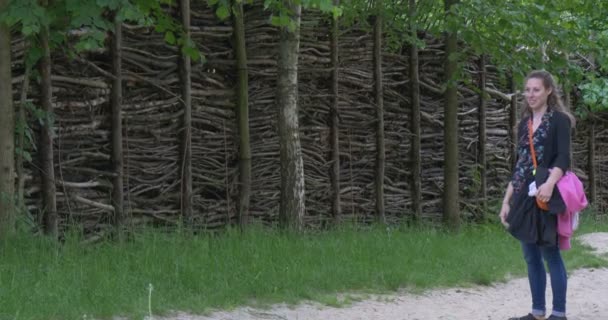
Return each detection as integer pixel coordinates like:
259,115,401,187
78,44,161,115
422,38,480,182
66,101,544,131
373,0,385,223
477,55,487,213
233,0,251,227
409,0,422,221
508,72,518,170
179,0,193,226
329,0,341,222
588,120,596,203
0,0,15,237
39,0,58,237
562,57,574,168
110,14,125,229
17,65,31,218
443,0,459,229
278,1,305,231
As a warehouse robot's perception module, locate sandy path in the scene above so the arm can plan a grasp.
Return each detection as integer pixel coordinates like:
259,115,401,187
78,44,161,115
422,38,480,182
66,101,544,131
162,233,608,320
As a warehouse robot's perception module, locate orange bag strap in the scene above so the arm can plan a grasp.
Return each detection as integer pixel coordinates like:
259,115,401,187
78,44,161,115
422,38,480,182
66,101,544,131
528,119,537,176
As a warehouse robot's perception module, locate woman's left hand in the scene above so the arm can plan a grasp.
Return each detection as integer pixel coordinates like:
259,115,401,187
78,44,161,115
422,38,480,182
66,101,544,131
536,182,555,203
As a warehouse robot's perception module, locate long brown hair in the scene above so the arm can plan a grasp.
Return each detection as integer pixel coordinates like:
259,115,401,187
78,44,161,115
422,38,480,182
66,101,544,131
522,70,576,127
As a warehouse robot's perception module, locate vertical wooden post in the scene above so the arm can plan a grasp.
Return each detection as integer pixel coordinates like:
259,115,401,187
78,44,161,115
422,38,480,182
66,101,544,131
509,73,518,170
373,0,385,223
39,0,57,237
478,55,487,213
329,0,341,222
233,0,251,227
588,121,596,203
110,13,125,229
443,0,460,229
16,66,31,222
179,0,193,226
409,0,422,221
0,0,15,236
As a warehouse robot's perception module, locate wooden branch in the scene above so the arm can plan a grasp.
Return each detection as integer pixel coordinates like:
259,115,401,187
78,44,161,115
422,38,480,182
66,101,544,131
486,87,515,101
58,180,108,188
51,75,108,89
71,195,115,212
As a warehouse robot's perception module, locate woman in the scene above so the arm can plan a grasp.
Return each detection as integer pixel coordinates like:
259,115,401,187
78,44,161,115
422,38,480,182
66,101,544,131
499,70,575,320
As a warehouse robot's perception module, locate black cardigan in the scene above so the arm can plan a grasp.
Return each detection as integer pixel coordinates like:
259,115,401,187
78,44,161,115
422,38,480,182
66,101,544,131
516,109,572,172
507,110,572,246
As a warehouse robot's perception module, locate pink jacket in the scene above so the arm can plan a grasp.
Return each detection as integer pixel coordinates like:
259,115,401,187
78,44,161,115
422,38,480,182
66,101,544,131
556,171,588,250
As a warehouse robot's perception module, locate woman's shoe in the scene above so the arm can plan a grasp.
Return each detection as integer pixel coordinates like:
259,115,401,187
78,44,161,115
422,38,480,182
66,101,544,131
508,314,545,320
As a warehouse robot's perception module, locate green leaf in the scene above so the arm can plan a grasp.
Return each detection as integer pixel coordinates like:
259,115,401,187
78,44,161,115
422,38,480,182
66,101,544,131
332,6,343,19
182,45,203,62
25,47,44,68
270,15,282,26
216,5,230,20
164,31,176,45
319,0,332,12
22,25,33,36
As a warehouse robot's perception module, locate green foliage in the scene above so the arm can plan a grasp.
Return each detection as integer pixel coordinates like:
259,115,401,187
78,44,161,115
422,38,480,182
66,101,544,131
0,0,202,62
578,75,608,118
335,0,608,94
454,0,608,82
0,0,47,36
271,0,342,29
207,0,340,32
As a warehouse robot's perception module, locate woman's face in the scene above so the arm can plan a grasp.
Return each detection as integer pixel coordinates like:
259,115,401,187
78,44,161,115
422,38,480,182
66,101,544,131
525,77,551,111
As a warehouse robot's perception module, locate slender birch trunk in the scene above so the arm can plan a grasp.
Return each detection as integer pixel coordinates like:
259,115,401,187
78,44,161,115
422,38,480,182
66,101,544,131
277,1,305,230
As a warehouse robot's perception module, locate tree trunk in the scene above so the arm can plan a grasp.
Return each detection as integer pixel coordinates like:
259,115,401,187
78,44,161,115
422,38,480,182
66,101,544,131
409,0,422,221
586,51,596,204
179,0,193,226
566,84,573,168
233,0,251,227
373,0,385,223
443,0,459,229
110,14,125,230
329,0,341,222
39,0,58,237
278,1,305,231
0,0,15,237
562,58,574,168
588,121,596,203
509,72,518,169
17,65,31,217
477,55,487,213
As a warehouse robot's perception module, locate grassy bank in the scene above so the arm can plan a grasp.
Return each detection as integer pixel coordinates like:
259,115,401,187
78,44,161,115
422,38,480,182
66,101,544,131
1,216,607,320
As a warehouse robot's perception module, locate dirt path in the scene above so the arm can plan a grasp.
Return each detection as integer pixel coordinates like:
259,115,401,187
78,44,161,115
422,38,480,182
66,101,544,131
161,233,608,320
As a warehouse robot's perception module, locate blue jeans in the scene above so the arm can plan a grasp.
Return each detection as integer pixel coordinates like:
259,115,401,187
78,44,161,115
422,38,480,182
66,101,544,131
521,241,568,316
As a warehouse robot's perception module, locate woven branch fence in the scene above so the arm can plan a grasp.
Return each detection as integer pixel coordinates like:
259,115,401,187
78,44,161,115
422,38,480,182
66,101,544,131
8,3,608,233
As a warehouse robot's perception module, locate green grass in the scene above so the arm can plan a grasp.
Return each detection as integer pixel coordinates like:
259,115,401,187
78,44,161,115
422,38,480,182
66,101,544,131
1,216,607,320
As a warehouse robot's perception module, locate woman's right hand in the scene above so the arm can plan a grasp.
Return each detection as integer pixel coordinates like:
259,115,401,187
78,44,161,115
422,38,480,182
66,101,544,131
499,203,510,228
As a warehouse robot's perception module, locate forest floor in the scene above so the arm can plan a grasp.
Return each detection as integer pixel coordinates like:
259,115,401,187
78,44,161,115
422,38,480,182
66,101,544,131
157,232,608,320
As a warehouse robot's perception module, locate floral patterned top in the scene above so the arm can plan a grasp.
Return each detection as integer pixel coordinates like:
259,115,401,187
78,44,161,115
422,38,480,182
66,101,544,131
511,110,554,194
